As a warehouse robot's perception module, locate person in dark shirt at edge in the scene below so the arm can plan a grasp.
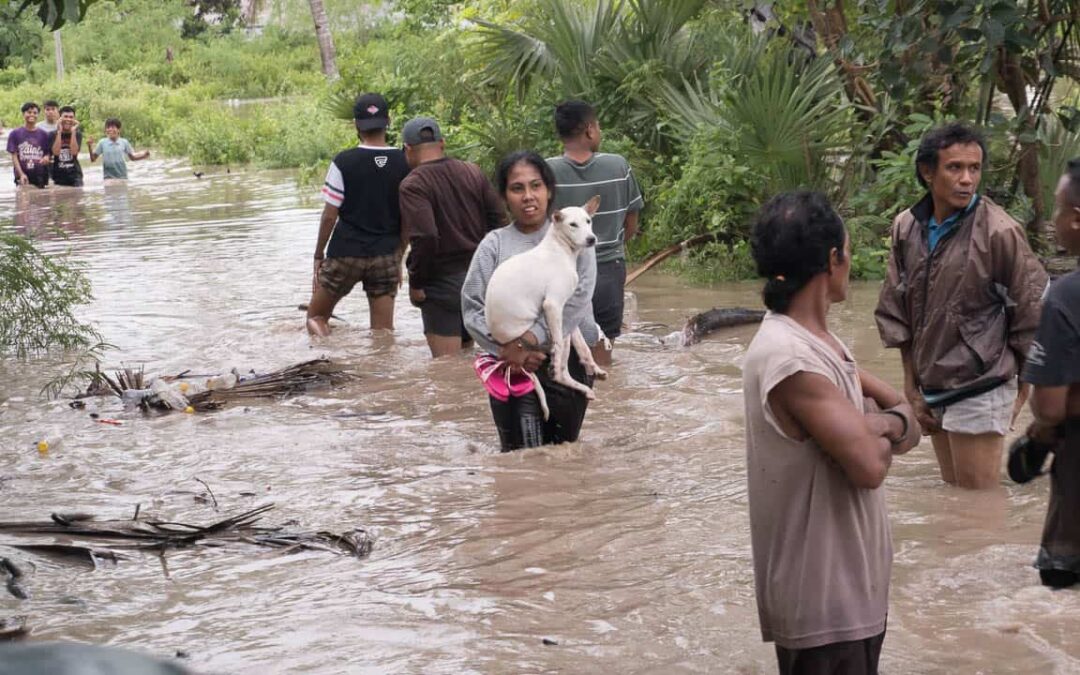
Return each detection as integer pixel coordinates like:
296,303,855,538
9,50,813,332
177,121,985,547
398,116,505,357
1019,158,1080,589
307,93,411,336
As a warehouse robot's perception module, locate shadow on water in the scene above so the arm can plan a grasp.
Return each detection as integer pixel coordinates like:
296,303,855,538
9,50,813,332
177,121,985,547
0,155,1077,673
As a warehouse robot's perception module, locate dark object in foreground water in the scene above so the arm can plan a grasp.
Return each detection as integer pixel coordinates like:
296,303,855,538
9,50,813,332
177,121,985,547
1007,434,1054,484
0,642,189,674
681,307,766,346
0,616,29,642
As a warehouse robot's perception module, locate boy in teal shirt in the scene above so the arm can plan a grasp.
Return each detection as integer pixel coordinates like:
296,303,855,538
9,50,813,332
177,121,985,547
88,118,149,179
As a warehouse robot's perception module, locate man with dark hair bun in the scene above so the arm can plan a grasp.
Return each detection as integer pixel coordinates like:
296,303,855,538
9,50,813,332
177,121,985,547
1018,158,1080,588
744,191,919,674
876,122,1048,489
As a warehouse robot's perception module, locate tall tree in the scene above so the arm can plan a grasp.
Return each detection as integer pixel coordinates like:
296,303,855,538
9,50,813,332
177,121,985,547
307,0,339,80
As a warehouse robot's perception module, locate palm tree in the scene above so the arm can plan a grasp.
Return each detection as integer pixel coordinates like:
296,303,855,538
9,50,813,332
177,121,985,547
307,0,339,80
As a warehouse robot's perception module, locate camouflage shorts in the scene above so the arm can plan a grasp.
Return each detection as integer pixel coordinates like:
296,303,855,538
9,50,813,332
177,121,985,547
319,252,401,298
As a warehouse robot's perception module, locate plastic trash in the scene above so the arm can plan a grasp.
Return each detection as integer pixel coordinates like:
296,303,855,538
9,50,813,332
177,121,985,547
121,388,153,408
205,373,237,391
150,379,189,411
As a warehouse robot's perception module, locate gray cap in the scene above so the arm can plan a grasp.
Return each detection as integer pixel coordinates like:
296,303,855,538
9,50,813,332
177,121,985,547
402,117,443,146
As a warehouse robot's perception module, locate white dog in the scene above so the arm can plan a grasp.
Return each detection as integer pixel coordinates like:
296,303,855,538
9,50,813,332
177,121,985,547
485,196,607,419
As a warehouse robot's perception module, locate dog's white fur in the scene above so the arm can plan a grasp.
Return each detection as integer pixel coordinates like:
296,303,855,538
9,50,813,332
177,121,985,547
485,196,607,419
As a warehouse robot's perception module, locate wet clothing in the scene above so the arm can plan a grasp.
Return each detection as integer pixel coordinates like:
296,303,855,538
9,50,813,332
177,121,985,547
1023,269,1080,578
416,270,471,340
488,350,593,452
399,157,505,290
318,251,400,298
321,145,410,259
775,629,885,675
876,194,1048,402
593,258,626,338
47,129,84,187
461,220,599,355
929,379,1016,436
549,152,642,338
94,137,135,179
6,127,50,187
928,194,978,251
743,313,891,651
547,153,643,263
462,220,598,450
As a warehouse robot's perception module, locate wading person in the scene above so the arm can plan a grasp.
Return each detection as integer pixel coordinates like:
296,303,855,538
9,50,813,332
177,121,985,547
744,192,919,675
548,100,643,366
6,102,50,188
306,93,410,336
37,100,59,134
88,118,150,180
876,123,1048,489
47,106,83,188
399,117,505,357
1019,158,1080,589
462,151,599,451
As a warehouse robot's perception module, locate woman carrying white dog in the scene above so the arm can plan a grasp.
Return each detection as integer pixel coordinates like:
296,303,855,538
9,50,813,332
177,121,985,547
462,151,599,451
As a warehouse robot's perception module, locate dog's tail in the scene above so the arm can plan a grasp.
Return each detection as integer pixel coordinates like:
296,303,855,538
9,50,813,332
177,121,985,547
526,371,550,420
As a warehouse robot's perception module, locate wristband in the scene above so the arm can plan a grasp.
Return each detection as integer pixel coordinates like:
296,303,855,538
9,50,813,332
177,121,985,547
881,408,909,444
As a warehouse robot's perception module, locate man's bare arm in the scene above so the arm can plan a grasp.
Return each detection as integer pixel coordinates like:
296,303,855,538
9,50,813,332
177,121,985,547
624,210,640,241
1030,385,1069,427
769,371,905,488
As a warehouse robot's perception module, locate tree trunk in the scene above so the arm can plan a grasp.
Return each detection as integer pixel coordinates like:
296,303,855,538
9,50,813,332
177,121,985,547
53,31,64,81
995,47,1045,239
307,0,339,81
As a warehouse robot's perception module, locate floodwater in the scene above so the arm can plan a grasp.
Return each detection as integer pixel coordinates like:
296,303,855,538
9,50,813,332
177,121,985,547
0,155,1077,674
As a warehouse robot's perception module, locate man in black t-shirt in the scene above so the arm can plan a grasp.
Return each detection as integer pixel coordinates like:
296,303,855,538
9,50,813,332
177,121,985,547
1022,157,1080,588
48,105,84,187
306,93,410,336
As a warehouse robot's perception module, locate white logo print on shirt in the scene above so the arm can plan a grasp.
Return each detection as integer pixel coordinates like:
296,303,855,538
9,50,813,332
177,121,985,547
374,156,388,168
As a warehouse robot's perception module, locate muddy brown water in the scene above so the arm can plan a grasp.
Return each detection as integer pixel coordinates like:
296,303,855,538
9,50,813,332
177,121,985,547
0,156,1077,674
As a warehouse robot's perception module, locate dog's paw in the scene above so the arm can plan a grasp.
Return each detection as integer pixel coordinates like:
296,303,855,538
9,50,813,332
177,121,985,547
591,367,607,381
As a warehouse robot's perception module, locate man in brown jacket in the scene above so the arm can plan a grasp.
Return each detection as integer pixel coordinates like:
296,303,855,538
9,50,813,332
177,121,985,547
876,123,1049,489
398,117,506,357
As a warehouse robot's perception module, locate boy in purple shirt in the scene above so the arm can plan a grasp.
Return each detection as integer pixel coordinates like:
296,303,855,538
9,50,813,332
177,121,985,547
6,102,50,188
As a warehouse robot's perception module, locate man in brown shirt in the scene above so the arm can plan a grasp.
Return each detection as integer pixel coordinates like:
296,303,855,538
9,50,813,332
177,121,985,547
399,117,506,357
875,123,1048,489
744,192,919,675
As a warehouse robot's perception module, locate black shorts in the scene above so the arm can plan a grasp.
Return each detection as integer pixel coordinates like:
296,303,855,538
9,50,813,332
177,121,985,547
415,271,471,340
488,349,594,452
593,258,626,339
775,629,885,675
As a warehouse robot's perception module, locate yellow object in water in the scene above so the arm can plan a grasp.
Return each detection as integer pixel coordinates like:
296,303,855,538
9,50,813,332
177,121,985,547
179,382,189,393
36,440,48,455
184,406,195,414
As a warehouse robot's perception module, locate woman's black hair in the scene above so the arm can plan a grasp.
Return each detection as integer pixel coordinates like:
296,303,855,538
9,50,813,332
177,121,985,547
750,191,846,313
495,150,557,214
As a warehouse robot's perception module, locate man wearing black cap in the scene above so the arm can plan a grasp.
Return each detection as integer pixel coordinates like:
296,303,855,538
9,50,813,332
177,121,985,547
307,93,411,336
399,116,506,357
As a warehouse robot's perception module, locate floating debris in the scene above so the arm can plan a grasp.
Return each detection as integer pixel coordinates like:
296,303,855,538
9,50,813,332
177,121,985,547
681,307,765,346
75,358,349,413
0,504,373,568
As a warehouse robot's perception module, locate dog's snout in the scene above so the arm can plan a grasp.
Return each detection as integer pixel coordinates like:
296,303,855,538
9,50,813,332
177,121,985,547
586,236,597,247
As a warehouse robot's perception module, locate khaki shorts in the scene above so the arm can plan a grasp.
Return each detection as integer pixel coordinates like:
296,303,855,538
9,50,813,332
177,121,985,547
931,380,1017,436
319,253,400,298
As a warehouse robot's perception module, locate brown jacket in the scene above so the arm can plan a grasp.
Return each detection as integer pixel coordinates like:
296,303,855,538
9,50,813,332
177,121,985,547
875,195,1048,396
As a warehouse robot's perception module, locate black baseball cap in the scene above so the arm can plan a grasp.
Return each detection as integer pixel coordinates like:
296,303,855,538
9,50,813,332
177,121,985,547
353,93,390,130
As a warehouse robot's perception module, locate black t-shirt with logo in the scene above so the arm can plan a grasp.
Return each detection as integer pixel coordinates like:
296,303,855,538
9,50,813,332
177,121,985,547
322,146,410,258
1023,268,1080,388
47,128,84,186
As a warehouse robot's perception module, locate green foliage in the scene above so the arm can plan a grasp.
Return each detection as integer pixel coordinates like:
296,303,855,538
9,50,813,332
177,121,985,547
0,232,102,359
0,5,43,70
14,0,100,30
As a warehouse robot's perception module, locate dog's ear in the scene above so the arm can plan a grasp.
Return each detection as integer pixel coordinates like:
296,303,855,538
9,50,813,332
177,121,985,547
584,195,601,216
553,210,564,223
